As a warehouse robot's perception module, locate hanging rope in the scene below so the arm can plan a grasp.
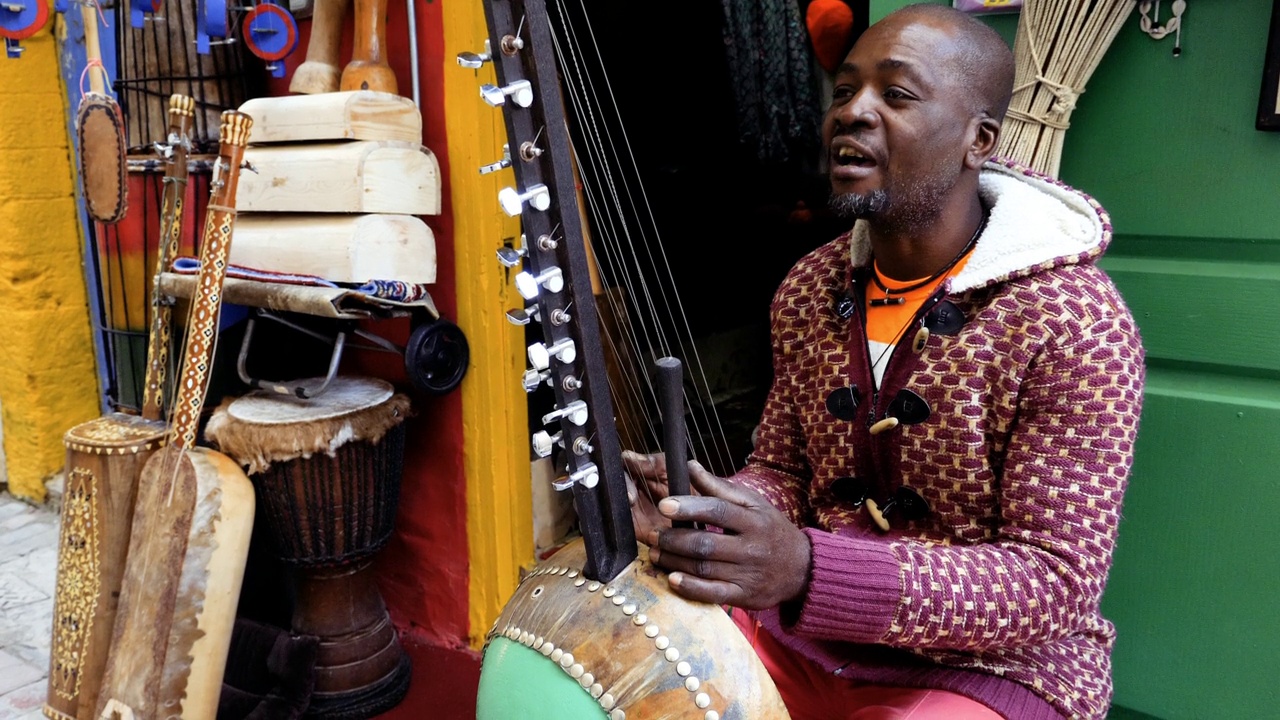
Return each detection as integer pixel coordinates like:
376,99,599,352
996,0,1134,177
1138,0,1187,54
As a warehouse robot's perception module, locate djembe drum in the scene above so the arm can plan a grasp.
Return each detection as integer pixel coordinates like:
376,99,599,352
477,538,790,720
205,376,412,719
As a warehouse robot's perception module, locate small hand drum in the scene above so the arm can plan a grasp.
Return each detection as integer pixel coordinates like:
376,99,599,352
206,376,413,718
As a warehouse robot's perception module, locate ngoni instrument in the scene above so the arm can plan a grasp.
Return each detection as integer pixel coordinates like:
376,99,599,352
45,94,195,720
463,1,790,716
95,110,257,720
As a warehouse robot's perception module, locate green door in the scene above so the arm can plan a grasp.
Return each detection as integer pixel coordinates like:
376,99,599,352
1062,3,1280,718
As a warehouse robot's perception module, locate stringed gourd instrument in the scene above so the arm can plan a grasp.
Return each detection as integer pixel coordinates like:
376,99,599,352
95,110,257,720
46,94,196,720
466,1,788,717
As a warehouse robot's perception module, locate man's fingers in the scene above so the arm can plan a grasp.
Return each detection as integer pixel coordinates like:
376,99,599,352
653,527,743,563
648,543,739,580
643,475,670,500
687,461,761,508
622,450,666,481
656,495,751,532
665,572,741,606
655,456,762,530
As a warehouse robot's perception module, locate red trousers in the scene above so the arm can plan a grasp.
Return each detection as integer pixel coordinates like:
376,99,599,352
732,609,1005,720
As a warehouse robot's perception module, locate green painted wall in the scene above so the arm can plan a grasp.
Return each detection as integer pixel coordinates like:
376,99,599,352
1065,3,1280,718
866,3,1280,718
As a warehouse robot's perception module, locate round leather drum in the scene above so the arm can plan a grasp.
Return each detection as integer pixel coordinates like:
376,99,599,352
206,376,412,719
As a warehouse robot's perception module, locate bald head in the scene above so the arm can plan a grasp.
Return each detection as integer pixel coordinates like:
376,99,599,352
878,3,1015,122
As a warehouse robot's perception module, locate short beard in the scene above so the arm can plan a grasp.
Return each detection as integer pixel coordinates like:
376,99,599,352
829,190,889,220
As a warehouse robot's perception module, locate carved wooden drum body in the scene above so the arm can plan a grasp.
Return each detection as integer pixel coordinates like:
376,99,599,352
477,538,790,720
45,415,166,720
206,376,412,719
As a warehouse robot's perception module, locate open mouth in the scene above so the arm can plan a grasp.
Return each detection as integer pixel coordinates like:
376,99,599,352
834,145,876,168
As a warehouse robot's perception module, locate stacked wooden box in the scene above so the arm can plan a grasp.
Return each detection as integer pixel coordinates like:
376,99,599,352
233,90,440,285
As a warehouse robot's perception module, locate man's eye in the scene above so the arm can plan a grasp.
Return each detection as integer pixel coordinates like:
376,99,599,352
884,88,910,101
832,87,855,101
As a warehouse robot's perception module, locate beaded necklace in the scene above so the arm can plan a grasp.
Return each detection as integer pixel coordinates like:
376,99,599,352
868,210,989,307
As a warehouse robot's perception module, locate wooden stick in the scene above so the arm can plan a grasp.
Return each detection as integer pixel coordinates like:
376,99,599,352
82,4,104,95
290,0,352,94
656,357,693,530
140,95,195,421
340,0,397,93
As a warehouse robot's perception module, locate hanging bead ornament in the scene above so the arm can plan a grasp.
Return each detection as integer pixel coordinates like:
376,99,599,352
1139,0,1186,57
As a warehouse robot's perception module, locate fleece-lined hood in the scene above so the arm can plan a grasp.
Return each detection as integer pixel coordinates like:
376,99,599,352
848,158,1112,293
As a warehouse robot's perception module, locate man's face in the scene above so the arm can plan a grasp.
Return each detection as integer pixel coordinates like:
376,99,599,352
823,15,975,226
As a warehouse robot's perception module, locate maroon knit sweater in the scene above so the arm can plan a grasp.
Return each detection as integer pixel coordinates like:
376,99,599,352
730,160,1145,720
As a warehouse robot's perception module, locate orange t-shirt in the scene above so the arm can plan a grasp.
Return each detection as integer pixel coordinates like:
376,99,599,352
865,254,971,387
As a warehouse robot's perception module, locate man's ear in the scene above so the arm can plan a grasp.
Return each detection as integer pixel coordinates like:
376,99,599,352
964,116,1001,170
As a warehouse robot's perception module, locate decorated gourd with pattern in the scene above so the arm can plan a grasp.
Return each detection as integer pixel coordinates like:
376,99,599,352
478,538,788,720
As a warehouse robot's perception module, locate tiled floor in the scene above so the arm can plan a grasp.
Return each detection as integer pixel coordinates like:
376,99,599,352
0,485,487,720
0,491,58,720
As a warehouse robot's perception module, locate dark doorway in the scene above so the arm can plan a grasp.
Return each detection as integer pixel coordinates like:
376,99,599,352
546,1,868,475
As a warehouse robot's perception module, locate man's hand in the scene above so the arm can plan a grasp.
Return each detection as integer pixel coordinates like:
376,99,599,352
622,450,675,543
646,461,811,610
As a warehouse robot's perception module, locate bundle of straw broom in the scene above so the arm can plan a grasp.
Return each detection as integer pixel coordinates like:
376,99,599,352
996,0,1136,178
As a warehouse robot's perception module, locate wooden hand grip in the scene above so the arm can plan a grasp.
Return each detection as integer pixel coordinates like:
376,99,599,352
82,4,105,95
290,0,352,94
340,0,397,94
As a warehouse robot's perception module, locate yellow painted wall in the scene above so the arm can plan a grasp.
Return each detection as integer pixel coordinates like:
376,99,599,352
443,1,536,646
0,17,101,502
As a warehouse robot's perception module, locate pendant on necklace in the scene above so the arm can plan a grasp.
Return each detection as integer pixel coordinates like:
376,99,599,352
835,294,856,319
870,296,906,307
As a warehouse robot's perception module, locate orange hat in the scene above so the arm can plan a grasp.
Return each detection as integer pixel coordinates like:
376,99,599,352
806,0,856,73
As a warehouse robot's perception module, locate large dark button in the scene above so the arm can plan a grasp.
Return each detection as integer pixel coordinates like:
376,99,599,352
887,486,930,521
924,300,966,335
886,389,930,425
826,386,861,421
830,476,872,506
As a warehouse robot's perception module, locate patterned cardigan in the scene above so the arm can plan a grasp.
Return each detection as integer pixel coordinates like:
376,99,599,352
731,160,1146,720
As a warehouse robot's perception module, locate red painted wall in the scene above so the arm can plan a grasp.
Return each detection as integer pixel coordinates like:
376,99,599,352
266,1,471,649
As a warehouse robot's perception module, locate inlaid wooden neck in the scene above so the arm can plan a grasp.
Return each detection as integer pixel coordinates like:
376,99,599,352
168,110,252,450
141,94,196,422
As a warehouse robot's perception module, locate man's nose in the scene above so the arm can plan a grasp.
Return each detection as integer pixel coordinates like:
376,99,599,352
832,89,881,130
